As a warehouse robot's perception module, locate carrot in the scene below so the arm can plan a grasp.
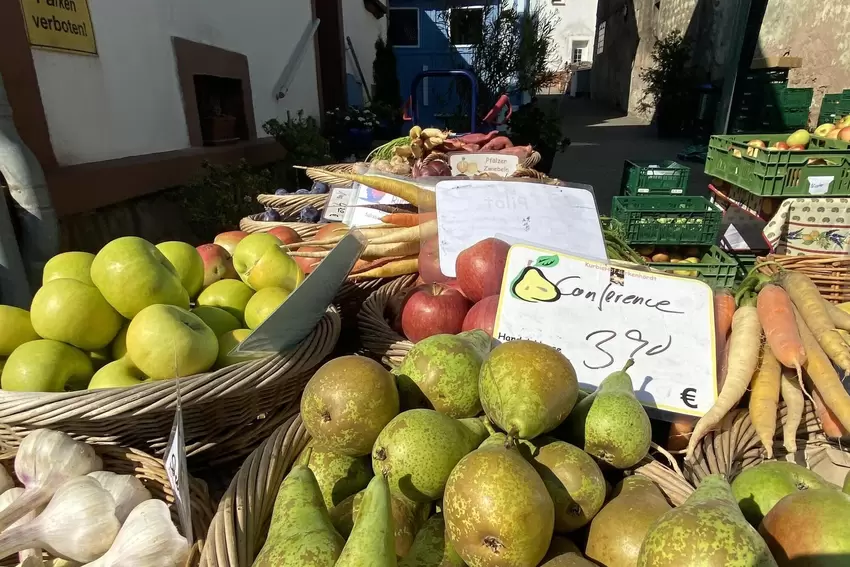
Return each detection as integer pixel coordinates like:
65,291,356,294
686,305,762,461
367,220,437,245
283,226,400,249
826,301,850,331
811,382,850,440
749,345,781,458
349,255,408,275
781,271,850,373
792,305,850,432
779,369,804,453
290,241,420,259
714,290,736,389
381,213,421,227
300,168,436,208
757,284,806,373
349,257,418,279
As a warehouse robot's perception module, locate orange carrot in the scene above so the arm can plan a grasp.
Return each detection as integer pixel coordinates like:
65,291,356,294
757,284,806,372
714,290,736,389
812,382,850,440
381,213,421,227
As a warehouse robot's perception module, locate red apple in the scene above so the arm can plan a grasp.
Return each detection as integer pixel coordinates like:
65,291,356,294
788,144,806,151
747,139,766,148
214,231,248,255
401,283,471,343
839,127,850,142
456,238,511,303
267,226,302,245
418,237,450,283
314,223,349,242
196,243,238,288
291,246,323,275
771,141,789,150
462,295,500,336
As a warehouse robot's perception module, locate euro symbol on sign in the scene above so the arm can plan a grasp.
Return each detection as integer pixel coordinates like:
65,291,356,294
680,387,697,409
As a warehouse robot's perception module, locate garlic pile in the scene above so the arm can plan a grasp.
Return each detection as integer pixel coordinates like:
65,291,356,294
0,429,188,567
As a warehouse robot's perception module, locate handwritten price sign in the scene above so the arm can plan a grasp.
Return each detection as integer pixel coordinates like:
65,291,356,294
493,244,717,417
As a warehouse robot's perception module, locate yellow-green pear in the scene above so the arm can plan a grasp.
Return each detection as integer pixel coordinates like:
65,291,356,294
91,237,189,318
88,358,146,389
0,306,39,356
244,287,291,329
126,305,218,380
196,279,255,324
156,241,205,298
42,251,95,285
30,278,123,351
1,339,93,392
232,233,304,291
191,305,241,337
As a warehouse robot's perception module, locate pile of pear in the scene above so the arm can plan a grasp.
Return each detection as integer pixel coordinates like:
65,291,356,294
251,328,684,567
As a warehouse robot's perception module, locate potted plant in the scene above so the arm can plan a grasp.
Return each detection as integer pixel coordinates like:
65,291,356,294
507,98,568,174
323,106,379,159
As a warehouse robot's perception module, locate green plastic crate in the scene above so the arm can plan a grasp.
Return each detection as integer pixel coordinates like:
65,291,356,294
649,246,737,288
611,196,723,246
705,133,850,196
779,88,813,110
820,93,842,124
839,89,850,116
725,249,770,284
620,160,691,196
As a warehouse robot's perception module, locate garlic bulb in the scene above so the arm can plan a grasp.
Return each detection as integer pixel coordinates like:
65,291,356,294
0,466,13,495
81,499,188,567
0,430,102,532
0,476,119,562
0,488,45,567
86,472,151,523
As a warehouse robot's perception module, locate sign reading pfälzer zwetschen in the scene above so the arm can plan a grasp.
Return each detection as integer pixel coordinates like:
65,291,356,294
20,0,98,55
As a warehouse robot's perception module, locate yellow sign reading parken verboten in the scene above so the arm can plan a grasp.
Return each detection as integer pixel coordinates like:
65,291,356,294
20,0,97,56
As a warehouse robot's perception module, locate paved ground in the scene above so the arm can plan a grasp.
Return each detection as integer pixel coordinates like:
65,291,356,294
543,96,711,215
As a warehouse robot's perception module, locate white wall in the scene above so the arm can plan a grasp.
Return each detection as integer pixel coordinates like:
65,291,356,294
535,0,598,70
342,0,387,101
31,0,321,166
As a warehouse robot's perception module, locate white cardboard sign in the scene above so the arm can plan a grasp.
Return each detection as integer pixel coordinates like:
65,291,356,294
448,152,519,177
343,182,412,227
435,180,607,277
493,244,717,416
322,187,355,222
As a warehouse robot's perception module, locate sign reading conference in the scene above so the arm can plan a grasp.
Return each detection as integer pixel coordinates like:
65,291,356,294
20,0,97,56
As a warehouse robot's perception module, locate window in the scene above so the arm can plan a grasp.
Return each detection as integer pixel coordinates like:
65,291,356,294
596,22,605,54
449,7,484,46
388,8,419,47
571,40,588,63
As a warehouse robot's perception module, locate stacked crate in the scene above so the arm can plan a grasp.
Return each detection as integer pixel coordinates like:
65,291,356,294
730,69,813,134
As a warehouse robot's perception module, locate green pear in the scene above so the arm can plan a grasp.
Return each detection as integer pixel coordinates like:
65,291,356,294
479,340,578,439
336,474,395,567
395,330,490,418
400,514,464,567
637,474,777,567
844,470,850,495
329,491,358,538
563,359,650,469
191,305,241,337
0,306,39,356
732,461,831,526
296,442,373,509
585,475,671,567
344,491,430,558
1,339,93,392
91,236,189,318
42,251,95,285
156,241,205,299
252,462,344,567
372,409,483,502
541,537,595,566
444,443,554,567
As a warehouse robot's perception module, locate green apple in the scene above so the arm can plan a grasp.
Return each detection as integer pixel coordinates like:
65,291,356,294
196,280,255,324
814,123,836,138
191,305,241,337
91,236,190,318
88,348,111,371
0,306,39,356
1,339,93,392
156,241,205,299
244,287,291,329
786,129,811,147
30,279,123,351
126,304,218,380
88,358,146,389
216,329,264,368
42,251,95,285
732,461,831,526
110,320,130,360
232,233,304,292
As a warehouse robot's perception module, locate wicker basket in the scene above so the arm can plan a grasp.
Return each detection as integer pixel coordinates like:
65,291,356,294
256,194,327,218
633,444,695,507
0,443,215,567
756,254,850,303
0,308,340,464
683,402,828,484
357,276,419,367
238,216,321,238
303,164,357,187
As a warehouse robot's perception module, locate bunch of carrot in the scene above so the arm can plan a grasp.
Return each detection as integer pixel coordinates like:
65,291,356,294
685,269,850,461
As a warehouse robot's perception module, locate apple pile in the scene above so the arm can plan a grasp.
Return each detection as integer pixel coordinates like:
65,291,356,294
0,230,306,393
636,245,704,277
394,238,509,343
814,114,850,142
746,129,812,152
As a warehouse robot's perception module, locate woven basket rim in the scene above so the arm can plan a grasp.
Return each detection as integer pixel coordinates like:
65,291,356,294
356,277,417,367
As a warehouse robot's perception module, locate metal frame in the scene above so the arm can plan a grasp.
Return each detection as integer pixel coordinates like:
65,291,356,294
409,69,479,132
